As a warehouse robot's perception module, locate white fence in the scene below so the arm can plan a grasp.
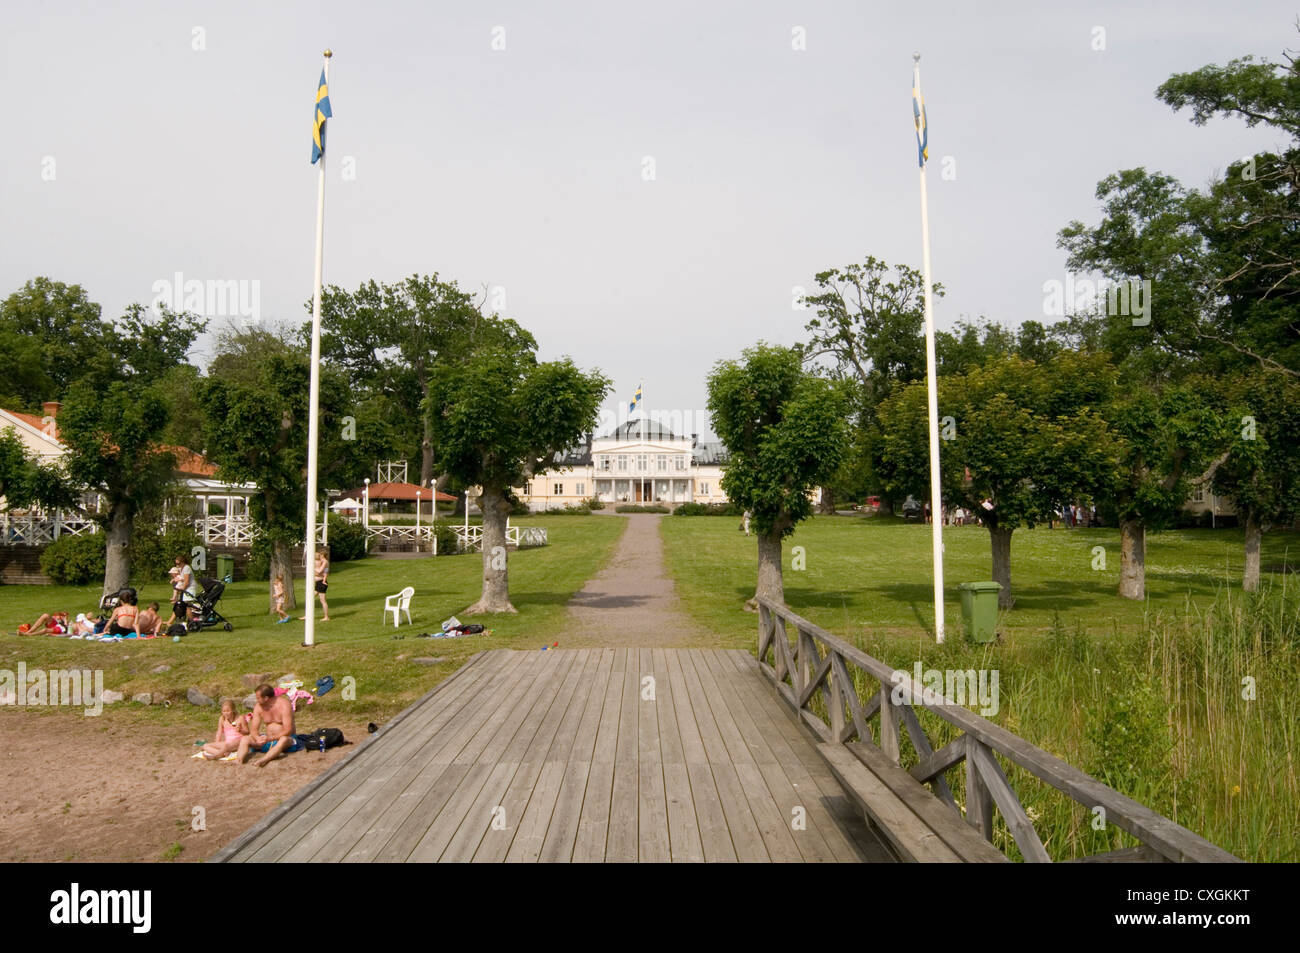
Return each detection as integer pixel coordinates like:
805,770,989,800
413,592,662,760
1,514,327,549
1,513,99,545
365,524,439,553
452,525,547,552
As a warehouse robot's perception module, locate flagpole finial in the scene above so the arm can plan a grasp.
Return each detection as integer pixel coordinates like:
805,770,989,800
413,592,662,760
913,51,921,63
324,49,333,58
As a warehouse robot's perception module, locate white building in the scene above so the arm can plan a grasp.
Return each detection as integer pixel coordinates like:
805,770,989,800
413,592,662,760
518,421,730,511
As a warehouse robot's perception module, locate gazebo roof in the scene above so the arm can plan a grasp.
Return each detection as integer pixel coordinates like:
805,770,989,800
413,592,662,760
346,481,456,502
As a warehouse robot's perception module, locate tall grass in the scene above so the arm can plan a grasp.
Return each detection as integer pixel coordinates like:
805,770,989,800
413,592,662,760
836,575,1298,861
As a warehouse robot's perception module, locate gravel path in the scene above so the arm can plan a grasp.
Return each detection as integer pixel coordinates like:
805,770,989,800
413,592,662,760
558,514,699,647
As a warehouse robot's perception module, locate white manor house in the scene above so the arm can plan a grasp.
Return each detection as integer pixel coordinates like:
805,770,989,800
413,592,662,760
517,421,730,510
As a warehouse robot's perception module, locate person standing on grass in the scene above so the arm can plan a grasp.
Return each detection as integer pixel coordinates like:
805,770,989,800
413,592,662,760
300,546,330,621
170,555,198,624
272,572,291,623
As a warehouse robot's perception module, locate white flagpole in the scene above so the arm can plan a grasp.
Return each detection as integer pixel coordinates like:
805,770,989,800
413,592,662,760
303,49,332,648
914,53,945,643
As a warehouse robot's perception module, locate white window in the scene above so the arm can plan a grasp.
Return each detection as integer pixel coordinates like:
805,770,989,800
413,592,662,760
675,456,685,471
576,483,585,495
636,454,648,471
554,483,564,496
617,455,628,472
657,455,668,472
700,482,709,495
1191,486,1205,503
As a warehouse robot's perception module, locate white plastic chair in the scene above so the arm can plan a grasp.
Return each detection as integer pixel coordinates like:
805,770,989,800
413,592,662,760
384,586,415,627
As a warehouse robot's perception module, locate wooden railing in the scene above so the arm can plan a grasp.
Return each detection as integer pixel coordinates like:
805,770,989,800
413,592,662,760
194,516,326,548
756,596,1239,863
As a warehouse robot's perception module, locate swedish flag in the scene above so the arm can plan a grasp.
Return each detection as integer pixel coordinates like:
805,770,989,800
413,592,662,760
628,383,642,414
311,70,332,164
912,79,928,168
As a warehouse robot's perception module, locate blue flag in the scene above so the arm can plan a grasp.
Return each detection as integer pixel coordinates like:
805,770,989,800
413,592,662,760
912,79,928,167
312,70,332,164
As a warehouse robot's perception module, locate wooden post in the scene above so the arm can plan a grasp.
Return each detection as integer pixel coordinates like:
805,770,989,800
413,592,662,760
879,685,900,763
966,736,995,840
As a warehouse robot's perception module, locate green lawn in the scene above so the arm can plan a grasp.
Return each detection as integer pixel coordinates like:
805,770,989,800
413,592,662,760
0,516,624,733
660,513,1300,646
661,514,1300,862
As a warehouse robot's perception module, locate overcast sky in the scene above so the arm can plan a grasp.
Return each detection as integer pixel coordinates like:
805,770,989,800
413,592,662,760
2,1,1290,438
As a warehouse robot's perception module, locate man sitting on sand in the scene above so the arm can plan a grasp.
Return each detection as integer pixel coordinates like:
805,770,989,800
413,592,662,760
235,684,303,767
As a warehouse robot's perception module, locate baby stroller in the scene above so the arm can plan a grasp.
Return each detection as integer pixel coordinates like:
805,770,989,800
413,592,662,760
99,586,137,613
180,577,234,633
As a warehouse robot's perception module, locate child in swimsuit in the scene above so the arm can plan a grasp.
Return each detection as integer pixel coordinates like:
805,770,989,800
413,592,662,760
200,699,249,760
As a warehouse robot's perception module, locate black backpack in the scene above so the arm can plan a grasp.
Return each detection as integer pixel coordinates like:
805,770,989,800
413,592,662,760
298,727,345,751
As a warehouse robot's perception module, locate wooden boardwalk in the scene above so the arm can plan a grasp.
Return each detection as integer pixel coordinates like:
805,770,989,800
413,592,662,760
214,648,894,863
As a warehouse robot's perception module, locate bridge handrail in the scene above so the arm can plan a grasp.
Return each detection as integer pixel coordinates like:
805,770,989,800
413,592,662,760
756,596,1239,864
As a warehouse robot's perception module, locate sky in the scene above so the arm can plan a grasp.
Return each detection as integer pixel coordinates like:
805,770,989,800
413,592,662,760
1,0,1291,439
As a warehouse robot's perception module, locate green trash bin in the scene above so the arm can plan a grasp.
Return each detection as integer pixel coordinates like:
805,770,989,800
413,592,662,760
216,554,235,584
957,581,1002,643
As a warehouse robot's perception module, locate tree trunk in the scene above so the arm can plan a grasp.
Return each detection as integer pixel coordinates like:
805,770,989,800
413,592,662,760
466,485,516,614
420,399,435,489
102,503,132,598
988,524,1014,609
746,530,785,611
1118,518,1145,600
817,486,835,515
269,538,297,612
1243,511,1262,593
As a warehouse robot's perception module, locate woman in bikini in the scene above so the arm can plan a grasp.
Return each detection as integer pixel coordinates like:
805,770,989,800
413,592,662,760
105,592,140,637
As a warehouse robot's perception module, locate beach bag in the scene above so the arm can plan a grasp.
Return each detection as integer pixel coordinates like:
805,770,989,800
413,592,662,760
303,727,345,750
167,623,187,638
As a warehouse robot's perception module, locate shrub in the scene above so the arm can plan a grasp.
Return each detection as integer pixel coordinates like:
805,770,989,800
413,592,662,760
327,514,367,562
535,503,591,515
433,523,460,555
583,496,605,511
131,523,203,582
671,501,742,516
615,504,670,513
245,536,271,582
39,532,106,586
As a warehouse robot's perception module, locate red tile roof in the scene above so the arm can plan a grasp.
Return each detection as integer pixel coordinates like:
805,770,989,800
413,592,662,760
345,481,456,502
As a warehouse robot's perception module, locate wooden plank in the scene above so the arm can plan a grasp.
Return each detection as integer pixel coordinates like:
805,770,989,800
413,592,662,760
663,650,735,863
898,703,959,812
636,648,671,863
304,650,538,858
496,647,603,863
969,740,1051,863
698,649,838,863
685,650,797,862
388,651,581,862
818,743,963,863
536,647,616,862
215,650,493,861
604,651,642,862
248,651,533,862
571,648,627,862
652,649,704,863
467,650,594,862
725,649,890,862
712,649,872,863
965,736,995,842
1063,845,1168,863
845,742,1009,864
